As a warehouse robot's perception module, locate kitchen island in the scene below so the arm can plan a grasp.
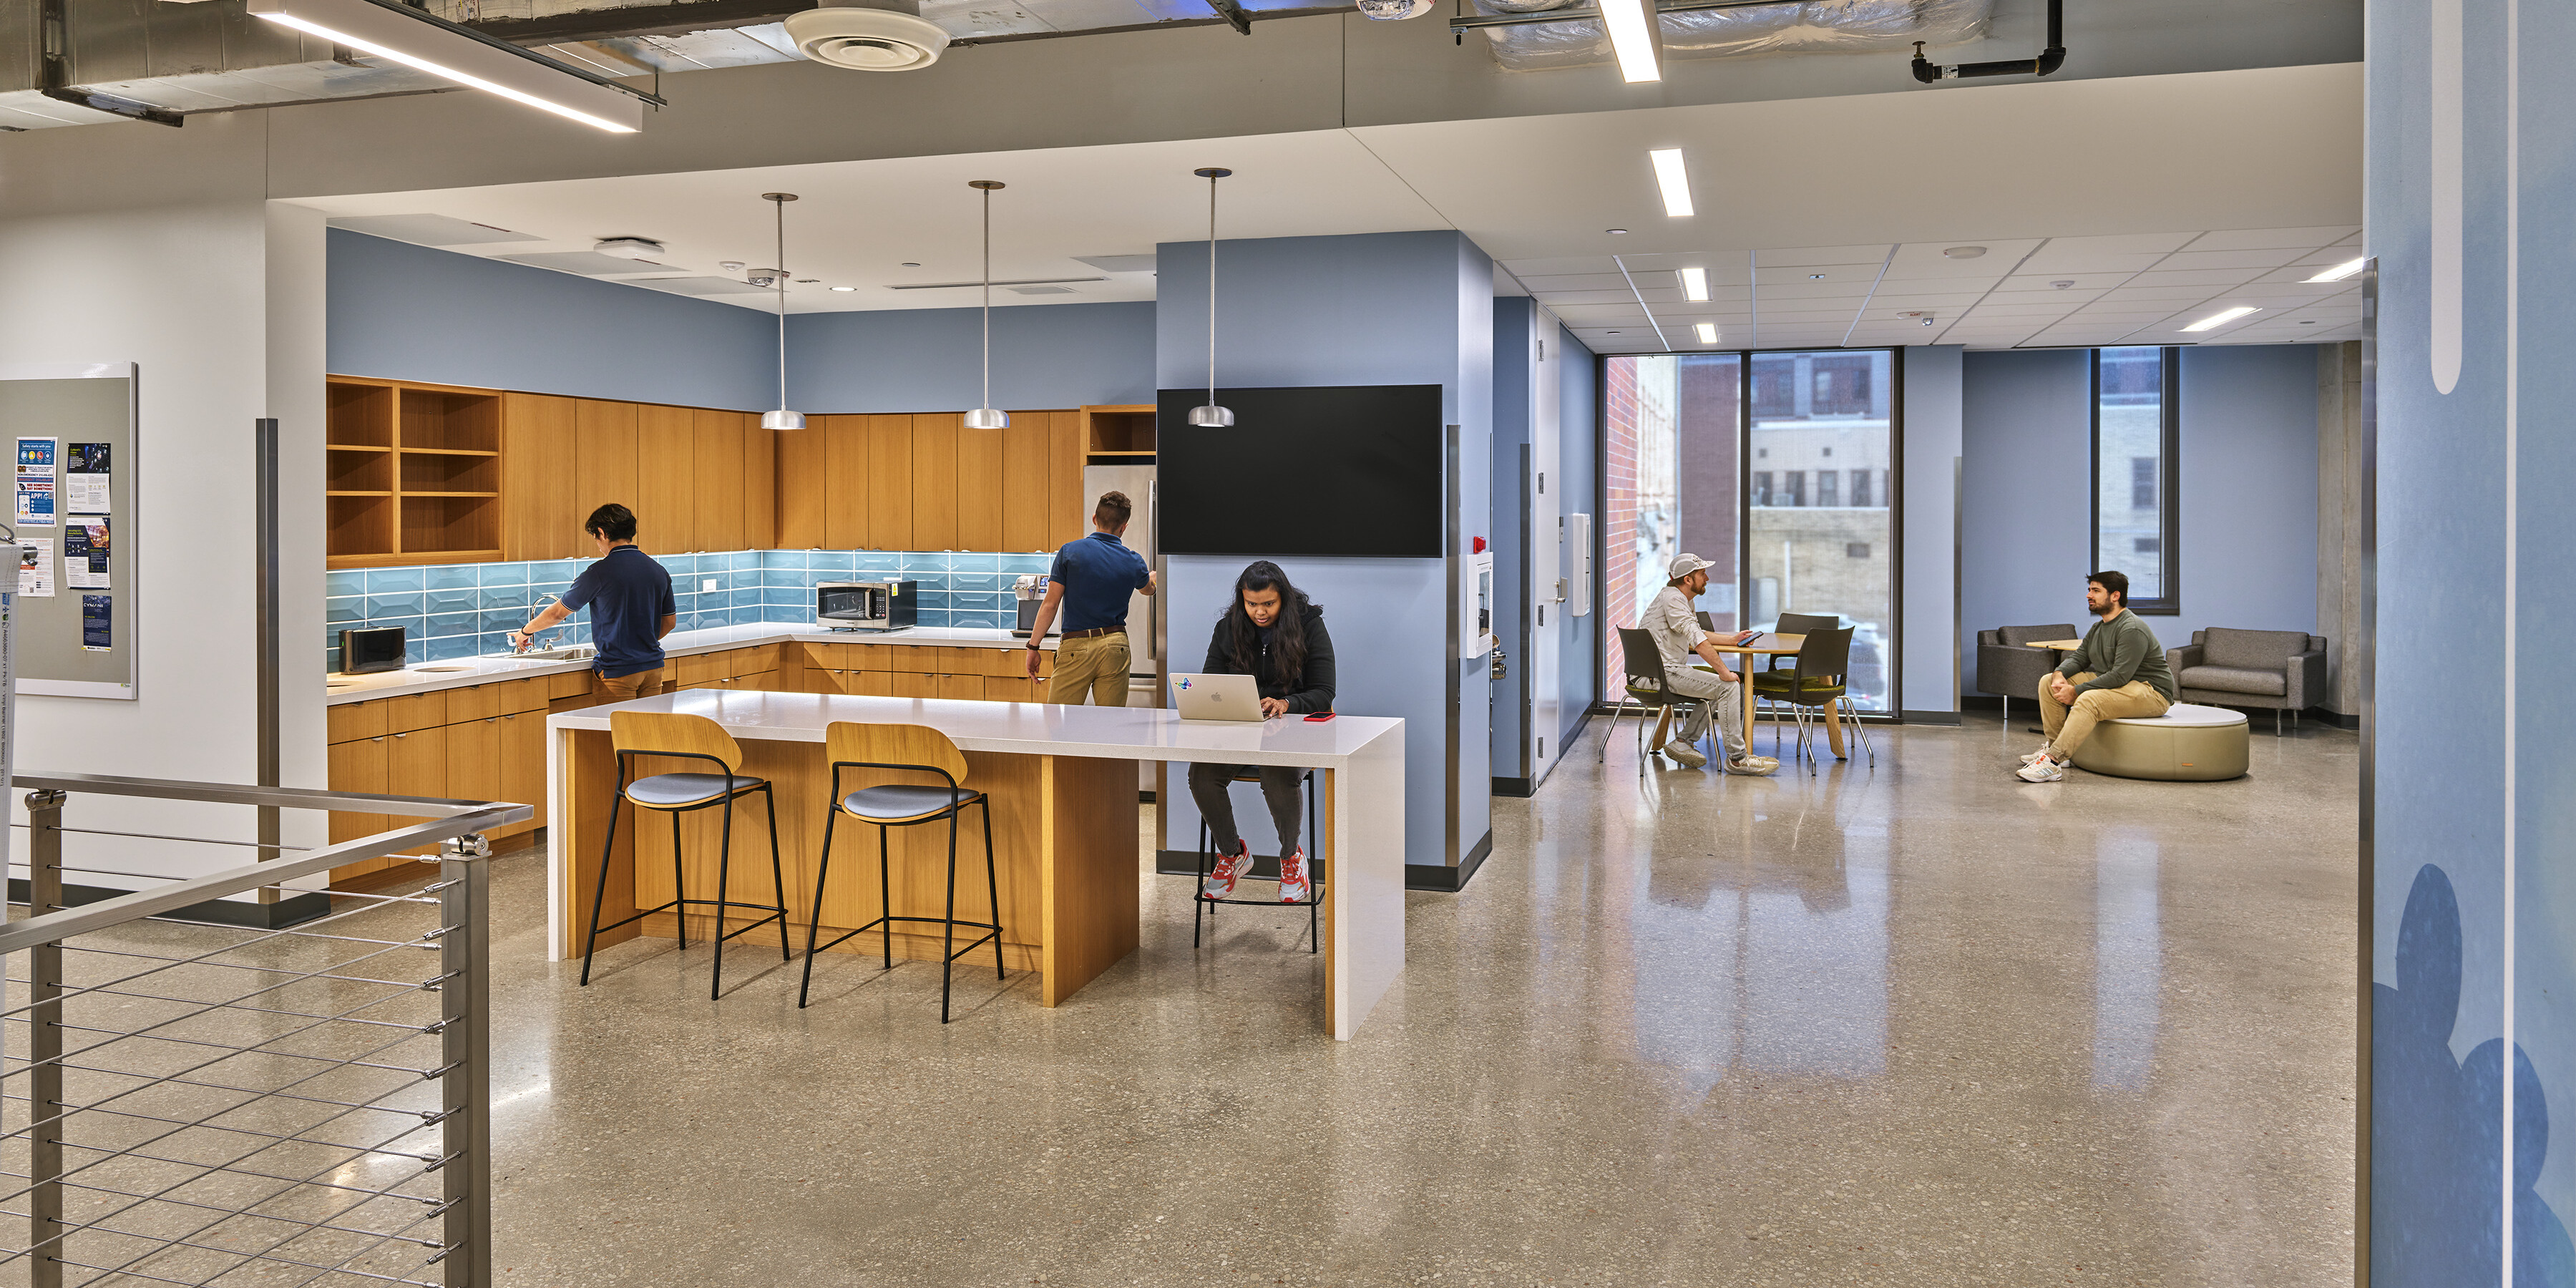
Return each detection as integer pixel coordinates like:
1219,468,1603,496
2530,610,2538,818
547,691,1406,1040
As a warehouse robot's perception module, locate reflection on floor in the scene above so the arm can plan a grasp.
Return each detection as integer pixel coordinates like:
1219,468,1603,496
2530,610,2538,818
474,709,2356,1286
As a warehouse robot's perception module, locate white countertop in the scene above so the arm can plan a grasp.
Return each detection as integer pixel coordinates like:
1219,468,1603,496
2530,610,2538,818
547,688,1402,769
326,623,1056,706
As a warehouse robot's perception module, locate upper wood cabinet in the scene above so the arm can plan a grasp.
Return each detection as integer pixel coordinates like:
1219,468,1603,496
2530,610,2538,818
326,376,504,567
499,393,580,562
635,404,696,555
774,407,1086,555
693,410,749,553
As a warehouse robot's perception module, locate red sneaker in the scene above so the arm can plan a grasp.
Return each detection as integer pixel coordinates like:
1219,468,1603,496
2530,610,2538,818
1277,849,1312,904
1202,842,1253,899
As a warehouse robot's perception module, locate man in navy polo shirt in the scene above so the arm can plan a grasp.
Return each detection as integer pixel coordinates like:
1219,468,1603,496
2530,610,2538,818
1023,490,1156,705
508,503,677,702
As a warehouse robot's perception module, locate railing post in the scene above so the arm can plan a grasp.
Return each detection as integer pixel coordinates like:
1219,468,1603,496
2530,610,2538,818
438,835,492,1287
26,788,66,1288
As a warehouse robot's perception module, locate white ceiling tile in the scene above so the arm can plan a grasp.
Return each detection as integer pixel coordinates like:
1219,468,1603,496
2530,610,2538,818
1516,273,1635,292
1504,256,1621,277
1550,304,1652,323
2156,248,2313,272
2184,225,2362,251
1616,253,1752,283
2021,232,2199,261
1755,245,1894,268
1532,290,1646,306
2129,267,2271,288
2000,273,2129,293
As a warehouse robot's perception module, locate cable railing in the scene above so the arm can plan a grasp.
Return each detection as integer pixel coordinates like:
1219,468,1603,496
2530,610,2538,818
0,773,529,1288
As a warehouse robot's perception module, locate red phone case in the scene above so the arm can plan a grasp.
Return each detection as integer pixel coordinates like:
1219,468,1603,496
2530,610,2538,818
1304,712,1337,722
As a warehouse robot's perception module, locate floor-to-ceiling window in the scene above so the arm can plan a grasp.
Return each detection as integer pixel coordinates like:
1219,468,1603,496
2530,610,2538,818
1603,348,1897,712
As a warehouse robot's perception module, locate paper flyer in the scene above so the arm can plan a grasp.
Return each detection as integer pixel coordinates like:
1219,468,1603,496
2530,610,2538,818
65,442,109,514
14,475,54,528
64,518,107,590
16,438,56,474
80,594,110,652
16,539,52,598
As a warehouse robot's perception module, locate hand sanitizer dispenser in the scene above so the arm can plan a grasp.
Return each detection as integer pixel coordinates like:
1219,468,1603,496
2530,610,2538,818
1566,513,1592,617
1460,538,1496,659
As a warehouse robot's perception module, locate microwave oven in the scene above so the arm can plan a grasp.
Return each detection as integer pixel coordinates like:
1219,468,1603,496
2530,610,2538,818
815,580,917,632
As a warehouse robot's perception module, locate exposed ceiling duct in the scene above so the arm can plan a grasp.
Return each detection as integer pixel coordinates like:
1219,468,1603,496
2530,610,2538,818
1459,0,1993,74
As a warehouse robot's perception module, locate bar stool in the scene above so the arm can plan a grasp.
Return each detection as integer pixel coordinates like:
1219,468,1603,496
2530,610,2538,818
799,721,1003,1023
1194,768,1322,953
580,711,791,999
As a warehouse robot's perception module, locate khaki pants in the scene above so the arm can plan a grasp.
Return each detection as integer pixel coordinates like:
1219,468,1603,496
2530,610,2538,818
1047,633,1131,706
594,668,665,703
2039,670,2170,758
1661,665,1749,761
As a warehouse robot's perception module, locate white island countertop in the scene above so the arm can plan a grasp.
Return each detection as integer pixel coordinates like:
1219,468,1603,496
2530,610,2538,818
326,623,1055,706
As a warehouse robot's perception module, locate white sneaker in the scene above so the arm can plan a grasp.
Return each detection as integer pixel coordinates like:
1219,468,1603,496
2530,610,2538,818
1724,755,1780,777
2015,754,2066,783
1661,740,1708,769
2019,743,2054,766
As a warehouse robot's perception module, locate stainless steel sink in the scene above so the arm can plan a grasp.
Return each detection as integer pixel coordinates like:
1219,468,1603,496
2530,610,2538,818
516,645,595,662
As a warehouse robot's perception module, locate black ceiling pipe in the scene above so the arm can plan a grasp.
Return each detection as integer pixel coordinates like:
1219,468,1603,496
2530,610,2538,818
1911,0,2063,82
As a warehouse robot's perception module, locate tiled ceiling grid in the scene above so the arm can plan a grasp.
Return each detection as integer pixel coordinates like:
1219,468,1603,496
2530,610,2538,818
1512,226,2364,354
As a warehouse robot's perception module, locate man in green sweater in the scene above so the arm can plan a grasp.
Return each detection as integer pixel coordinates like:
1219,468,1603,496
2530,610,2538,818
2017,570,2176,782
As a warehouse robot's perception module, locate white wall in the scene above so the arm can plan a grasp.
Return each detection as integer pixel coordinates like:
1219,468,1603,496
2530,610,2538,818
0,114,331,887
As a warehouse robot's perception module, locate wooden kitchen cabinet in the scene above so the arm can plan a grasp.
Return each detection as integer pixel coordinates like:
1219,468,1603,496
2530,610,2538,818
326,735,389,883
636,404,696,555
501,392,580,562
1001,415,1050,553
865,414,915,552
745,412,776,550
694,409,748,553
910,414,958,551
775,414,827,549
1048,409,1086,550
821,414,869,550
575,400,639,525
385,726,448,859
498,711,547,836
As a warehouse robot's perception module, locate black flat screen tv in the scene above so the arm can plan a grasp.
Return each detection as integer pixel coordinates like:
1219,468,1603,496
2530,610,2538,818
1156,384,1444,558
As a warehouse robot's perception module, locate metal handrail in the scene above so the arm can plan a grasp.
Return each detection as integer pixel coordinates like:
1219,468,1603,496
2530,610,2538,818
3,771,517,1288
0,775,527,957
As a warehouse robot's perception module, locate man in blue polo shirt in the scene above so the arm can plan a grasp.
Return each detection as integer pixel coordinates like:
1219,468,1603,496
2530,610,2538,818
1023,490,1155,705
507,503,677,702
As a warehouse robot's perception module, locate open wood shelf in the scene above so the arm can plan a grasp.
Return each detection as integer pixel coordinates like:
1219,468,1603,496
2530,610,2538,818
1082,404,1156,454
328,376,512,567
328,382,394,449
329,446,394,493
329,494,394,560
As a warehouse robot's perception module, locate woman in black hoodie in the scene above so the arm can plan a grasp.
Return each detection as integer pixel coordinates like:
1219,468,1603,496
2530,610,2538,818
1191,561,1336,905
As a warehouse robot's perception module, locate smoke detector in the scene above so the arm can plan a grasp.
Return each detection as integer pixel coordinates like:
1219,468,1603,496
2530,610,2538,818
784,0,950,70
593,237,664,260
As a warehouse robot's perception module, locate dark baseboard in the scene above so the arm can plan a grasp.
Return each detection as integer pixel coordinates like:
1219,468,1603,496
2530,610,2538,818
9,879,333,930
1492,776,1535,798
1156,829,1493,893
2308,707,2361,729
1140,790,1156,804
1961,695,2003,711
1899,710,1962,725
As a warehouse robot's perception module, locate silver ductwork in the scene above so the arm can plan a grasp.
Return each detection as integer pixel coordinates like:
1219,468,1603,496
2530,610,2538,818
1470,0,1992,73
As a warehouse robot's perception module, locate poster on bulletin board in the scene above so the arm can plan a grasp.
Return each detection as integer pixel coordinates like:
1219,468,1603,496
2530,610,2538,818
0,366,134,698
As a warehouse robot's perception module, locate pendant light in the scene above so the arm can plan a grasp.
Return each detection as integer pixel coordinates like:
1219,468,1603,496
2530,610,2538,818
759,192,806,431
964,180,1009,431
1186,167,1234,428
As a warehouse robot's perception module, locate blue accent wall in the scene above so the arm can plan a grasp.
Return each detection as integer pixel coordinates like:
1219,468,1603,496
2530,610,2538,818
1154,231,1494,873
327,228,778,411
1556,326,1599,738
1957,344,2322,696
2367,0,2576,1279
786,302,1155,412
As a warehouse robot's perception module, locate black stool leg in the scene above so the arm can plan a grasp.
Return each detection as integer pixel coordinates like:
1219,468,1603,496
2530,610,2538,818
766,786,791,960
799,806,839,1008
940,811,961,1023
982,799,1004,981
710,793,737,1001
579,792,623,985
1307,772,1319,954
670,811,688,951
878,826,894,969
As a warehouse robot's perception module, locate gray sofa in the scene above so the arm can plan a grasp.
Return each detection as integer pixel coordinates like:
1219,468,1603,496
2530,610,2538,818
2167,628,2328,735
1976,624,2079,723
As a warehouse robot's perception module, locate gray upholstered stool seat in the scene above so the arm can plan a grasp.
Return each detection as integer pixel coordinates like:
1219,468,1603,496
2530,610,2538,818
2070,703,2250,781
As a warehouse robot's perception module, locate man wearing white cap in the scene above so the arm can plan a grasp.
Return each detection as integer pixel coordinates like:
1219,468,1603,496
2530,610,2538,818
1643,553,1779,774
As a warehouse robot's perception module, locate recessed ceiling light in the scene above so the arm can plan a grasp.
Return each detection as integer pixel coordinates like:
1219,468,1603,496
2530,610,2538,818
1648,148,1694,218
1600,0,1662,82
1606,228,1629,235
831,286,856,292
1694,323,1718,343
902,261,921,267
2182,305,2260,331
1943,246,1987,260
2299,319,2317,325
2306,257,2367,283
1677,266,1709,301
796,278,819,283
1606,330,1622,334
2051,280,2075,289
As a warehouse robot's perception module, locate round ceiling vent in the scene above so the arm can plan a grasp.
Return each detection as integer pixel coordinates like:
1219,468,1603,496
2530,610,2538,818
784,3,950,70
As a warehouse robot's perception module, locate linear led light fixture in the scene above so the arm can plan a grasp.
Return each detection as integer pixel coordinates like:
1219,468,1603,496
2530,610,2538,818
1677,266,1709,301
248,0,650,132
2181,305,2260,332
1601,0,1664,82
1694,323,1719,343
2306,257,2367,283
1649,148,1694,218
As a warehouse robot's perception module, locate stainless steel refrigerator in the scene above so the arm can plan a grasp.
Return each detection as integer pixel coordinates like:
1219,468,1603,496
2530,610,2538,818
1084,462,1159,789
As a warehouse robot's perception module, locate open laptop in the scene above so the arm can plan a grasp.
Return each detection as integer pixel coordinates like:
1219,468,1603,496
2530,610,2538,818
1169,673,1266,722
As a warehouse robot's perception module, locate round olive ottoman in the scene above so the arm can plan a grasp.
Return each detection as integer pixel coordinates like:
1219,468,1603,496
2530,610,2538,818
2070,703,2250,781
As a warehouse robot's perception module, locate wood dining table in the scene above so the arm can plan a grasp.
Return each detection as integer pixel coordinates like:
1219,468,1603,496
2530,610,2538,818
1648,631,1847,759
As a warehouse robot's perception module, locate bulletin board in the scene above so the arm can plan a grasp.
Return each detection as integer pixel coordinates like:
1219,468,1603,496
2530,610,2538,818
0,364,135,700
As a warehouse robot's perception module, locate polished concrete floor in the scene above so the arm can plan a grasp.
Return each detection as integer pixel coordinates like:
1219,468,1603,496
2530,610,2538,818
470,709,2357,1286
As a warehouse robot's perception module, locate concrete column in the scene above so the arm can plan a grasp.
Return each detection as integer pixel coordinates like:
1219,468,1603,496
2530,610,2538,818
2314,341,2364,719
